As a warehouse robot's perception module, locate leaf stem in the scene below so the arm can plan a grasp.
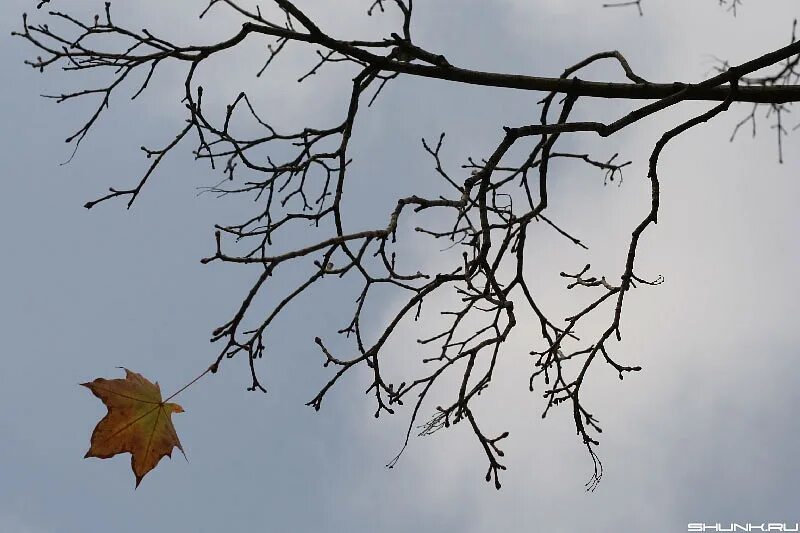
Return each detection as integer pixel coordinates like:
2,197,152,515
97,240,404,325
164,365,214,402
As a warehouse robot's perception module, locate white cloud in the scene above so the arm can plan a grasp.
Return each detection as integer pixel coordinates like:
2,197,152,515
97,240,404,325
3,1,799,531
343,0,800,529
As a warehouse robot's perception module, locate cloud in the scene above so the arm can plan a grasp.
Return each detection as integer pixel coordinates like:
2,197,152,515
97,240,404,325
339,1,800,530
2,1,799,532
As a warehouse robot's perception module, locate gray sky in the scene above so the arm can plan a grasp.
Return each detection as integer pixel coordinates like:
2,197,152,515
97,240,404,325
2,1,799,532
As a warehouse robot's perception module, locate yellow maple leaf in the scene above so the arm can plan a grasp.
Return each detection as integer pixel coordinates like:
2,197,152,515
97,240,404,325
82,368,185,487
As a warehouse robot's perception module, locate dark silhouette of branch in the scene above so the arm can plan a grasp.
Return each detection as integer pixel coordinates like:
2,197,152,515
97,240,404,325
604,0,742,17
14,0,799,490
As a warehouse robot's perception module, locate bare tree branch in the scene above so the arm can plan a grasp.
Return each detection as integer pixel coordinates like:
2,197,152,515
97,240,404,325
15,0,799,490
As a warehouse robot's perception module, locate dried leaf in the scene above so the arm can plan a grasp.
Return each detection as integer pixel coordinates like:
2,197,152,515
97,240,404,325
82,368,185,487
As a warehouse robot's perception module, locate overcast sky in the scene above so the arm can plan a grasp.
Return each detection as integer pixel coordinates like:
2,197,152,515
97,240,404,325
2,1,799,532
